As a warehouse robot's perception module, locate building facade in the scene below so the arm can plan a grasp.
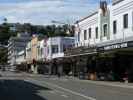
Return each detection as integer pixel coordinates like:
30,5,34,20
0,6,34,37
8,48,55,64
68,0,133,81
8,32,30,68
36,37,75,74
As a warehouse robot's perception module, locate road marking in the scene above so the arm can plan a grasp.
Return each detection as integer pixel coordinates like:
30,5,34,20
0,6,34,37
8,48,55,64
25,78,96,100
61,94,68,98
49,91,56,94
44,81,96,100
55,90,65,94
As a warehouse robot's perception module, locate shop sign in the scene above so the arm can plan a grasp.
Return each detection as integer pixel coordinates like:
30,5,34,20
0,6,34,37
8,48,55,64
103,43,127,51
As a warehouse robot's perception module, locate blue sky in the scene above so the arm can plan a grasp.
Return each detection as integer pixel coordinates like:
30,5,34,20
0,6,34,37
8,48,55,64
0,0,110,25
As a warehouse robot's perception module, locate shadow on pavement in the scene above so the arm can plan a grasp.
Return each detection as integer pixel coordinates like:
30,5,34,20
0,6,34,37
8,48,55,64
0,79,51,100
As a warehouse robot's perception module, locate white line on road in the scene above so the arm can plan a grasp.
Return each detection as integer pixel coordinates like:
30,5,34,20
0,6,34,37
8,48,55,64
61,94,68,98
49,91,56,94
55,90,65,94
44,81,96,100
25,78,96,100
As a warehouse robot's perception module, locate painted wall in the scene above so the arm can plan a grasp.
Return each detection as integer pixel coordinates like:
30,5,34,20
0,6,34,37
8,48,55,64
40,37,75,60
110,0,133,40
26,41,31,63
75,12,99,47
75,0,133,47
31,35,38,61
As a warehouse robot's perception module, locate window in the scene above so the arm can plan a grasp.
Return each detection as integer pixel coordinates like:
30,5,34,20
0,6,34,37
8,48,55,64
63,45,66,52
40,48,43,56
132,12,133,31
88,28,91,39
52,45,58,54
103,24,107,37
78,32,80,41
95,27,98,39
123,14,128,29
84,30,87,40
113,20,117,34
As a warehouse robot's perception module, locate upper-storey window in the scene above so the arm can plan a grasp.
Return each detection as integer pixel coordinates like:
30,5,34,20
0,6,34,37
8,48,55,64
84,30,87,40
88,28,91,39
52,45,58,54
95,27,98,39
103,24,107,37
123,14,128,29
78,32,80,41
113,20,117,34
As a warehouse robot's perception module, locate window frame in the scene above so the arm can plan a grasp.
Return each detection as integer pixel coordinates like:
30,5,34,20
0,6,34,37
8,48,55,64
95,27,98,39
84,30,87,40
88,28,92,39
78,32,80,41
123,14,128,29
103,24,108,37
113,20,117,34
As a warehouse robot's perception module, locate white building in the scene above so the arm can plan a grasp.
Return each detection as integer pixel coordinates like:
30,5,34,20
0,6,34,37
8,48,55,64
26,41,32,64
37,37,75,61
75,11,99,47
8,32,30,67
72,0,133,81
75,0,133,47
110,0,133,40
16,50,26,65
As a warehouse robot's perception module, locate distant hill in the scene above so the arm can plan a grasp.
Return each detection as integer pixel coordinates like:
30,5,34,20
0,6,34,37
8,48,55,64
0,23,74,45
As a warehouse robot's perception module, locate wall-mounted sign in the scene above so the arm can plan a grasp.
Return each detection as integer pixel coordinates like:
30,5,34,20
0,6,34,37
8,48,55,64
97,42,128,51
104,43,127,50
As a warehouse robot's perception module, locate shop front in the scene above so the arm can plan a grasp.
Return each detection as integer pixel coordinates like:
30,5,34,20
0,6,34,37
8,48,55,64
64,46,97,79
97,41,133,82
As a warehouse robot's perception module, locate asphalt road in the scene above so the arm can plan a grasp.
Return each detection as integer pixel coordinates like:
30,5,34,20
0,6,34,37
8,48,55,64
0,71,133,100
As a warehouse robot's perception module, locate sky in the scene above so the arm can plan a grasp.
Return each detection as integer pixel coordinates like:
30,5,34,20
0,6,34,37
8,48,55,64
0,0,110,25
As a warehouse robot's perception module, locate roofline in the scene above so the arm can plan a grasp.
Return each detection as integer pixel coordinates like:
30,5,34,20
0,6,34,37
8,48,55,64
112,0,124,5
75,11,98,24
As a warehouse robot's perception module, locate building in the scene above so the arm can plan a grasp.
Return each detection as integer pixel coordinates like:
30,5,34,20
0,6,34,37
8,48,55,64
65,0,111,79
65,0,133,81
26,41,32,64
75,0,111,47
25,34,44,73
46,37,74,60
16,50,25,65
8,32,30,69
97,0,133,82
15,50,27,71
36,36,75,75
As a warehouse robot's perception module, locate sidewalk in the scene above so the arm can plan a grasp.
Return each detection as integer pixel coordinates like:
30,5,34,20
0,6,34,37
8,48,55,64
75,79,133,89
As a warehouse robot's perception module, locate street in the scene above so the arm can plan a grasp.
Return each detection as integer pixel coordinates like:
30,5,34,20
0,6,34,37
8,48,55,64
0,71,133,100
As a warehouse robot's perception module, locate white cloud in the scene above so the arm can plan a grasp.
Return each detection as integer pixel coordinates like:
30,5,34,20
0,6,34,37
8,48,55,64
0,0,98,25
